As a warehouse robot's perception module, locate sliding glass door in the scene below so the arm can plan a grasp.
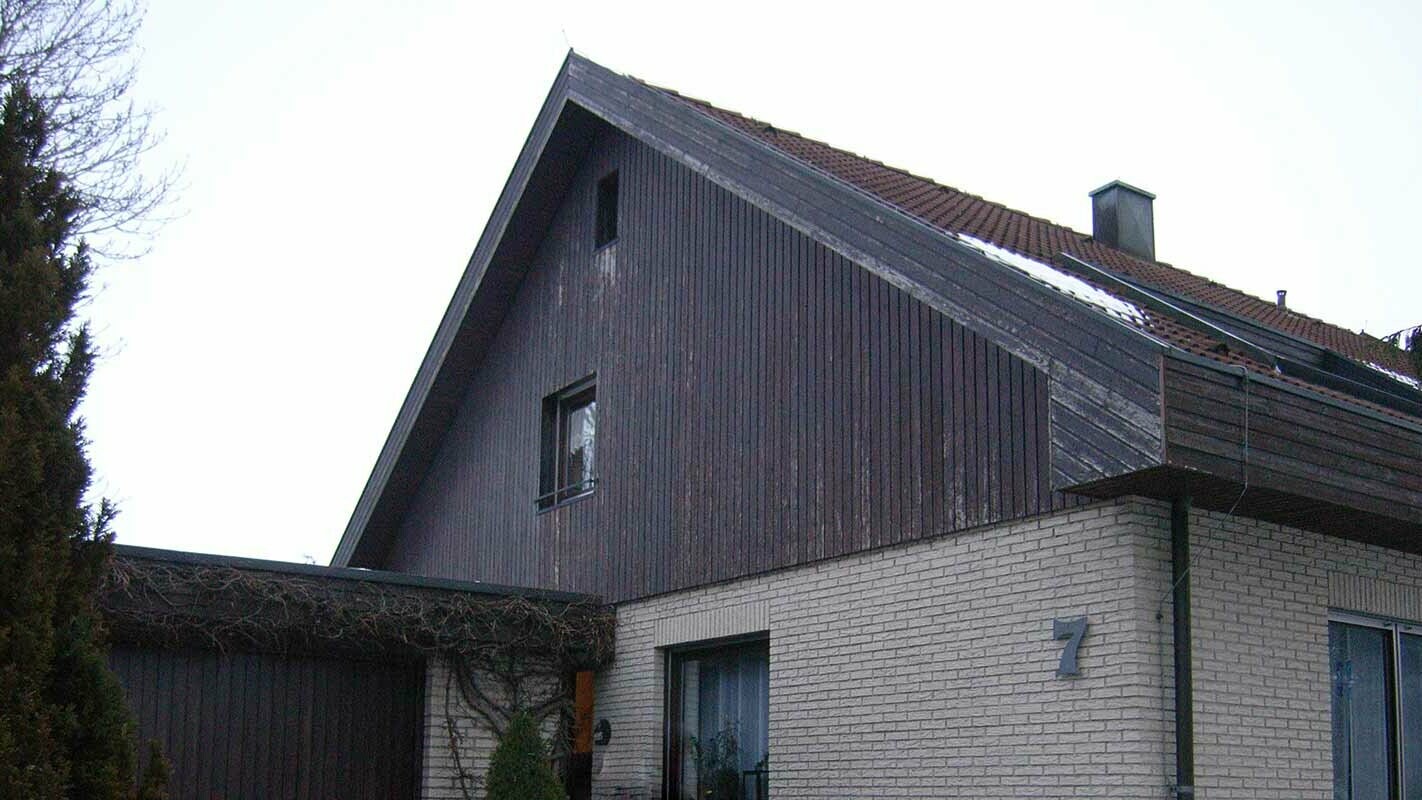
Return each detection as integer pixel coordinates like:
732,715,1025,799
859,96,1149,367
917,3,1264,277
666,638,769,800
1332,615,1422,799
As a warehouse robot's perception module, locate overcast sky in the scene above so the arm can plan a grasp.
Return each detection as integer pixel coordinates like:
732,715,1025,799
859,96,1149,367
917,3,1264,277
83,0,1422,564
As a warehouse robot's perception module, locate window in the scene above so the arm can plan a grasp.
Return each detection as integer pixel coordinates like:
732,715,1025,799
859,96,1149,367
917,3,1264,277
595,171,618,248
665,638,769,800
1331,613,1422,799
538,377,597,510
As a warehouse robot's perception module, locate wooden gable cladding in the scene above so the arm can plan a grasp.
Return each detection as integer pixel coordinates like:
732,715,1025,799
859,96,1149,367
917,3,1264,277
1159,354,1422,548
338,53,1420,590
335,54,1169,572
382,128,1076,602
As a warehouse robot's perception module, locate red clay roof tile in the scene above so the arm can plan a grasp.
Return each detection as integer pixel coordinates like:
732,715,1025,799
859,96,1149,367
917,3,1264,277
658,88,1419,421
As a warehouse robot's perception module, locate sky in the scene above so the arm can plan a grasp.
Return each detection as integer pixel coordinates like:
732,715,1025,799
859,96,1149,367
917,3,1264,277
82,0,1422,564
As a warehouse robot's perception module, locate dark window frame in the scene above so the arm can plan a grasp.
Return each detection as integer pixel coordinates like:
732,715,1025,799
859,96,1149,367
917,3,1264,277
663,634,770,800
594,171,619,249
537,376,597,512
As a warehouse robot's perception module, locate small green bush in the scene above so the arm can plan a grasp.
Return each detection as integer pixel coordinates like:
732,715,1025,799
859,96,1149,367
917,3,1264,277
485,712,563,800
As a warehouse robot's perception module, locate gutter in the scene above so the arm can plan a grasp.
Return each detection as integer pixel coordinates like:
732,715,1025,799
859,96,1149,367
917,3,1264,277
115,544,602,605
1170,496,1195,799
1059,253,1422,421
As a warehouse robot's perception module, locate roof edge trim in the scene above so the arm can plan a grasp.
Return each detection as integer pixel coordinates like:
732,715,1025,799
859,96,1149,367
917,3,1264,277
1163,349,1422,435
119,544,602,603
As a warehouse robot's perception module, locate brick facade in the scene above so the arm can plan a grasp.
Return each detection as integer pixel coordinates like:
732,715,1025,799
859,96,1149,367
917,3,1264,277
421,656,500,800
590,501,1175,799
419,657,565,799
1189,505,1422,799
415,498,1422,799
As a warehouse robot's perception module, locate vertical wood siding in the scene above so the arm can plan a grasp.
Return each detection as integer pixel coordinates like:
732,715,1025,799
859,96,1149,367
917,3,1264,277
384,127,1072,602
110,647,423,800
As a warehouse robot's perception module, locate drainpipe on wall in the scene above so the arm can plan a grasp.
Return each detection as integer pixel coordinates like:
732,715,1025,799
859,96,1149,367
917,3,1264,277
1172,496,1195,799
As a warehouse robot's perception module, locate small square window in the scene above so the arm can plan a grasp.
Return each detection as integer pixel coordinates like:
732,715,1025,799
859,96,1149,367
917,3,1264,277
538,377,597,510
595,171,618,248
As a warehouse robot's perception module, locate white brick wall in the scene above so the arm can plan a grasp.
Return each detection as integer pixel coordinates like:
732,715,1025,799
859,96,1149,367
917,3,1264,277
422,656,500,800
419,657,564,799
591,501,1177,799
413,498,1422,799
1186,504,1422,799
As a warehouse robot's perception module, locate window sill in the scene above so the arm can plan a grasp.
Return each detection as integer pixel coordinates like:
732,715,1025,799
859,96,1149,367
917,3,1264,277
535,486,596,515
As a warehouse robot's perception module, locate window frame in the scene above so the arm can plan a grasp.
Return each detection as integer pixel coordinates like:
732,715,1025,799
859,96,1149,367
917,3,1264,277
1331,610,1422,799
537,376,597,512
662,634,770,800
594,170,619,249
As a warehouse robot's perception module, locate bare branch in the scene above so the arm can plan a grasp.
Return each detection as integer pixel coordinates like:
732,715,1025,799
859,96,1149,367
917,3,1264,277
0,0,175,246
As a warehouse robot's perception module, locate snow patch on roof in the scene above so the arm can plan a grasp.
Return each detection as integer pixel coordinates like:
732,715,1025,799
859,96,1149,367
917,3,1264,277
1365,361,1422,391
954,234,1145,325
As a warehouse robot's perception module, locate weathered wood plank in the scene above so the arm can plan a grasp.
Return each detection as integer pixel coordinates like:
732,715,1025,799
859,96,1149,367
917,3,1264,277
1163,357,1422,524
378,126,1067,601
109,647,422,799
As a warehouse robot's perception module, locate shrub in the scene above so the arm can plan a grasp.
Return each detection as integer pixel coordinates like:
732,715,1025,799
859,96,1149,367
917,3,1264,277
484,712,563,800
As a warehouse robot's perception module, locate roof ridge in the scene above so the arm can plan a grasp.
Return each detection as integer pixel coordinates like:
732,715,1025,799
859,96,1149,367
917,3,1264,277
654,84,1088,254
652,83,1415,378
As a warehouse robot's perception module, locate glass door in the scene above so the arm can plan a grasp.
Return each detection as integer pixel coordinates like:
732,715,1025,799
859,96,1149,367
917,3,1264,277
1399,631,1422,798
666,638,769,800
1331,615,1422,800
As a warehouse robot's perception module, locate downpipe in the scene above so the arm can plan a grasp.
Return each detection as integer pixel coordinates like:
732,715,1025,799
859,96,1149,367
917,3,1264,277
1172,496,1195,799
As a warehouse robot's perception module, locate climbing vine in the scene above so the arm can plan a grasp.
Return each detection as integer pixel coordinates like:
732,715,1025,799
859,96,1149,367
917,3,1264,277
100,557,613,665
99,555,613,800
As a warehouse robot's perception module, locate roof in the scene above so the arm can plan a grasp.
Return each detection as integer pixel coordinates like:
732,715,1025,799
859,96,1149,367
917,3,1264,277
661,89,1420,411
332,53,1420,569
104,545,612,661
117,544,599,603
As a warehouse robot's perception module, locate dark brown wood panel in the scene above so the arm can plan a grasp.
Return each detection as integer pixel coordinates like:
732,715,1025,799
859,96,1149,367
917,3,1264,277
336,57,1168,570
381,127,1067,602
109,646,423,800
1162,356,1422,526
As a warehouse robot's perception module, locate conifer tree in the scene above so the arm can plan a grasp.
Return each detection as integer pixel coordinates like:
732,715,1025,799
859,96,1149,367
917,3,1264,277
485,712,564,800
0,82,163,799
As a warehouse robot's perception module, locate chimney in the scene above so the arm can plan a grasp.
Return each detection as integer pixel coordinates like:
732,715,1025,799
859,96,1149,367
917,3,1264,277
1276,290,1287,310
1090,180,1156,261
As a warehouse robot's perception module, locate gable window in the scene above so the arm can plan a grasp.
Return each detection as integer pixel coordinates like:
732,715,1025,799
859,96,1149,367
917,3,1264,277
595,171,618,248
665,637,770,800
537,377,597,510
1331,612,1422,799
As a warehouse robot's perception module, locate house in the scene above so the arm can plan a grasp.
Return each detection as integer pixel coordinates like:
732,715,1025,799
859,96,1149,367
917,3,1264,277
330,52,1422,799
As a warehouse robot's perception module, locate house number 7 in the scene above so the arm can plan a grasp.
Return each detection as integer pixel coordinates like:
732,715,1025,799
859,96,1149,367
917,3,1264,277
1053,617,1088,677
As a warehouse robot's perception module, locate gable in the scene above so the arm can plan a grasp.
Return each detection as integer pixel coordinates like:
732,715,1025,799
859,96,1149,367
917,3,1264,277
342,52,1422,588
332,54,1174,571
377,124,1081,599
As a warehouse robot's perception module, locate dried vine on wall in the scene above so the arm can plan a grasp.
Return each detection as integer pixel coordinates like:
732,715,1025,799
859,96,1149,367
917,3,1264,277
100,557,614,663
99,555,614,800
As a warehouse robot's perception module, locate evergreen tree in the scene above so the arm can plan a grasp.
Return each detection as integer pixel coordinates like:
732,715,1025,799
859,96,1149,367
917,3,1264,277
0,83,163,799
485,712,564,800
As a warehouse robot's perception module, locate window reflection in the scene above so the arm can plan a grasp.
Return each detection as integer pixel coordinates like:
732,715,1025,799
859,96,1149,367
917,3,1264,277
564,399,595,491
1331,619,1422,800
670,640,769,800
